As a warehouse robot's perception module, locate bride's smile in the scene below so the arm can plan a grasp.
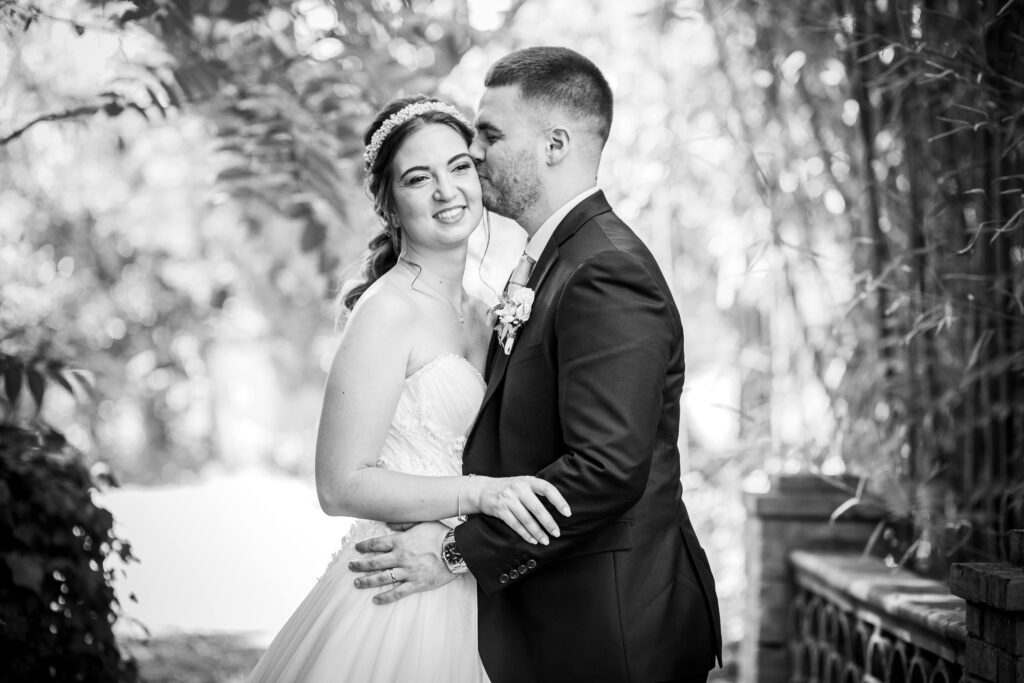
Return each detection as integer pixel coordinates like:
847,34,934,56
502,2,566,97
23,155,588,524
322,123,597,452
434,205,467,223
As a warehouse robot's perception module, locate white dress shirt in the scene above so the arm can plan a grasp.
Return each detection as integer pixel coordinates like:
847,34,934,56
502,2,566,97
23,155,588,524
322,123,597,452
523,186,600,263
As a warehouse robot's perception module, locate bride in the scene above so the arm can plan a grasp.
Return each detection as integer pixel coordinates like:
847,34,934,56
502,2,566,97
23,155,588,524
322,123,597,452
246,96,570,682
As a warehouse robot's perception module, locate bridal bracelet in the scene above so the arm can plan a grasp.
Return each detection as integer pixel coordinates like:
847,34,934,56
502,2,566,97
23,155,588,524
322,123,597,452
456,474,476,522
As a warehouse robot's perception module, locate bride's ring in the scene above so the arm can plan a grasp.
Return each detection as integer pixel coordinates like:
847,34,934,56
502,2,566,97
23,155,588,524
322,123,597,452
387,569,396,584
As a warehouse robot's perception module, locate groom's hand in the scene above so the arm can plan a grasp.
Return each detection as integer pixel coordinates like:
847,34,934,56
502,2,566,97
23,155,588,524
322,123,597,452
349,521,456,605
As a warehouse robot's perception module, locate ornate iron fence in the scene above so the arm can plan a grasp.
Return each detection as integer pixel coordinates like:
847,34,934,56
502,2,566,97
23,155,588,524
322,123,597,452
788,551,967,683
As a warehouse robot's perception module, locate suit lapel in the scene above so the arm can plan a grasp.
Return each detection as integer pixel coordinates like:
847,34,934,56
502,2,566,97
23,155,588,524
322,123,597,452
484,333,499,382
477,191,613,412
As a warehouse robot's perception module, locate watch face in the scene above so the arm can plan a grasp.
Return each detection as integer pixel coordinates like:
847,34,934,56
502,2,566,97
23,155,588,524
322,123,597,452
443,531,466,572
444,540,463,563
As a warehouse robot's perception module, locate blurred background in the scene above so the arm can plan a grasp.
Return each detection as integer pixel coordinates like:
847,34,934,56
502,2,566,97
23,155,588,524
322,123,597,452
1,0,1021,681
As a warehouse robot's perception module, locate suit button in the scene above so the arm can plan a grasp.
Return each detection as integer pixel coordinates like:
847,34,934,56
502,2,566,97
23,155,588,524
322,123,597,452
518,564,528,574
498,573,509,585
509,569,520,580
526,559,537,569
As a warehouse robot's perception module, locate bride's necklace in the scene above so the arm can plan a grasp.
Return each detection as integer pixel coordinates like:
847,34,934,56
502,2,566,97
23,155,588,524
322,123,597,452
399,258,466,326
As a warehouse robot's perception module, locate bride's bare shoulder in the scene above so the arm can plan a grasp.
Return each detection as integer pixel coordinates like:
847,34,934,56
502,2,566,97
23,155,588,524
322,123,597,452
345,273,420,333
329,275,417,377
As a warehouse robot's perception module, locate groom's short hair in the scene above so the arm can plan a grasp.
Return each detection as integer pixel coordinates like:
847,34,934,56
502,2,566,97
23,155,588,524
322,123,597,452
485,46,613,146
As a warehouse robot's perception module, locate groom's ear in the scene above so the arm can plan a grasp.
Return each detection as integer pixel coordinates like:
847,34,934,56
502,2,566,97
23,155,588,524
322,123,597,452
545,127,570,165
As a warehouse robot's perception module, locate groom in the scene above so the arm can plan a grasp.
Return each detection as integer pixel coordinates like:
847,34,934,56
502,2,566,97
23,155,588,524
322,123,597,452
352,47,721,683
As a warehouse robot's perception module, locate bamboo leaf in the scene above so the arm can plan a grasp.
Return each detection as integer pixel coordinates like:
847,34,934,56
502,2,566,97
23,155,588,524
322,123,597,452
966,330,994,371
861,520,888,558
69,370,99,401
829,496,862,524
216,166,255,182
300,219,327,252
4,361,22,406
284,201,313,219
26,367,45,412
145,86,167,115
49,367,76,396
895,539,921,570
127,102,150,122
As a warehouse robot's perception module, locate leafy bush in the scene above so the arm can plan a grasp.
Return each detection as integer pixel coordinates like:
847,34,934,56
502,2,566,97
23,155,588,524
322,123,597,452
0,396,138,680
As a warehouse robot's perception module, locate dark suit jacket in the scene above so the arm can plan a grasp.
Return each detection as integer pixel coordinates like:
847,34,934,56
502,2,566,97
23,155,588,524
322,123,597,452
455,191,722,683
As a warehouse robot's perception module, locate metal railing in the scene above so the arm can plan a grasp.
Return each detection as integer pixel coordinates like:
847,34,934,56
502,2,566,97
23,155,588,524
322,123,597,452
788,551,966,683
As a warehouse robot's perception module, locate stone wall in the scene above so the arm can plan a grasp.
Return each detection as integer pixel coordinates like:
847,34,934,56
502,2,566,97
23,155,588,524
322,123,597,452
745,474,1024,683
742,474,883,683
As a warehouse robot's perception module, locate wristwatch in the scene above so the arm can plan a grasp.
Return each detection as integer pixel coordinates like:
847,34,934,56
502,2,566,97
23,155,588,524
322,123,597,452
441,528,468,575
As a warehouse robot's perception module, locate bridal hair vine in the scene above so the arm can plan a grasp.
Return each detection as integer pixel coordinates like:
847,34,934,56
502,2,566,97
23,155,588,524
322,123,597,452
363,101,473,169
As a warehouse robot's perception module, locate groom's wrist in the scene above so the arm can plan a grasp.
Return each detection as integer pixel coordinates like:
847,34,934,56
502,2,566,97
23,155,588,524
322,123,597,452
441,528,468,575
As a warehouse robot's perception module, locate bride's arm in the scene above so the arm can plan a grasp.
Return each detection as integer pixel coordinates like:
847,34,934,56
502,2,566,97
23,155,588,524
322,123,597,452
315,288,454,521
314,288,568,543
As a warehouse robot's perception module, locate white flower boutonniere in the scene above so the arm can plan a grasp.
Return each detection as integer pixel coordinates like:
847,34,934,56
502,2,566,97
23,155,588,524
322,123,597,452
489,287,535,355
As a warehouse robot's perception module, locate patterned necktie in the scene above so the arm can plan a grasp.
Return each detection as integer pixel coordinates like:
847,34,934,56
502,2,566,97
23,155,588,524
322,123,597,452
504,252,536,297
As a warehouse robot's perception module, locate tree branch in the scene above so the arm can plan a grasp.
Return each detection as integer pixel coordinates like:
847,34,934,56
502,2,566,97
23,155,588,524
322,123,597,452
500,0,530,28
2,1,126,36
1,102,113,146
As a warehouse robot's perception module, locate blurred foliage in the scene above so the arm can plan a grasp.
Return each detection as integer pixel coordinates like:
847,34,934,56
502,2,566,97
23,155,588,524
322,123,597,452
706,0,1023,571
0,422,139,682
0,0,524,482
103,0,495,266
2,4,1018,655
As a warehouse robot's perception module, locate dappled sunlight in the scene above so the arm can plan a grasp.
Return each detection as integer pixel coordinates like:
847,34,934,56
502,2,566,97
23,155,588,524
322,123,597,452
4,0,1020,680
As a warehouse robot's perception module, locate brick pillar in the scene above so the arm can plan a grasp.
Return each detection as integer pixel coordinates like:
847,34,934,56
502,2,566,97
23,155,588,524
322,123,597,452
742,474,883,683
950,530,1024,683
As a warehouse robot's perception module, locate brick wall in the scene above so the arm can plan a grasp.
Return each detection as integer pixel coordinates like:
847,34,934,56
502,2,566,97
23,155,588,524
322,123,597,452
742,474,882,683
950,530,1024,683
746,473,1024,683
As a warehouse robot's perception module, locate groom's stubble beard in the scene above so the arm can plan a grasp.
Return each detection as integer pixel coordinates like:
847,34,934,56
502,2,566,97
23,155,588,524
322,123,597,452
481,147,541,222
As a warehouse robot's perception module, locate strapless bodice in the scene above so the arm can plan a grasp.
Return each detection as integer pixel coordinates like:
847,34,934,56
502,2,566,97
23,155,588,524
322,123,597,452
376,353,485,477
328,354,486,560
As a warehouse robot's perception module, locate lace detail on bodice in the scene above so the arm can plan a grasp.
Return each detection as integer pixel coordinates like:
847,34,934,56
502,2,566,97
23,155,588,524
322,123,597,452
323,354,485,573
377,354,485,477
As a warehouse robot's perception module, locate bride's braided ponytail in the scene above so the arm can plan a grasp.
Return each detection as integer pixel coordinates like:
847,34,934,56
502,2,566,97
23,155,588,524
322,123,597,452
340,222,401,312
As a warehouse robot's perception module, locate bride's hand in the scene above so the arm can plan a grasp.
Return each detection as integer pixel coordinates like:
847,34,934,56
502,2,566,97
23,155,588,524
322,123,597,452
469,476,571,545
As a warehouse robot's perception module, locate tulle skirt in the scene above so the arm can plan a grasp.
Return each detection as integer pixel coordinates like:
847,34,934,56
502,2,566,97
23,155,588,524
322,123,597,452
247,520,488,683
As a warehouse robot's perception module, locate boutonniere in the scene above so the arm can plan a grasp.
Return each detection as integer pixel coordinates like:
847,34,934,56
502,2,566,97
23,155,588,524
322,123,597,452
489,288,534,355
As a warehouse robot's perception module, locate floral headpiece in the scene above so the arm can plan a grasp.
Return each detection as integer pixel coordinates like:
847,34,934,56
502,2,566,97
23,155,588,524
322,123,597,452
363,101,472,169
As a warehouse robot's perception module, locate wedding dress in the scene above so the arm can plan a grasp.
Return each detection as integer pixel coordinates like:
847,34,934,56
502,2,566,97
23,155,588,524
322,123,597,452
248,354,489,683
